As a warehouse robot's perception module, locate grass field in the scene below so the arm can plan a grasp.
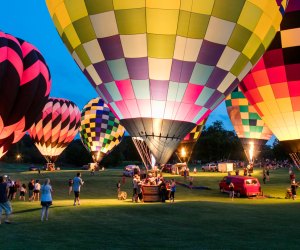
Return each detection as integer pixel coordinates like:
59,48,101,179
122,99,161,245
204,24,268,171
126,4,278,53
0,162,299,250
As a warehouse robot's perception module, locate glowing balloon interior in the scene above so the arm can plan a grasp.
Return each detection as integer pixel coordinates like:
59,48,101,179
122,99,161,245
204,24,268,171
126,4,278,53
29,98,81,163
176,118,207,163
0,31,51,158
225,87,272,161
46,0,286,163
79,97,125,163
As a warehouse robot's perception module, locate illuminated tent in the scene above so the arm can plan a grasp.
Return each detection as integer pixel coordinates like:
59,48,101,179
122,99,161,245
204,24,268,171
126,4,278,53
225,87,272,162
176,118,207,163
79,97,125,163
0,31,51,158
29,98,81,163
46,0,286,163
240,0,300,166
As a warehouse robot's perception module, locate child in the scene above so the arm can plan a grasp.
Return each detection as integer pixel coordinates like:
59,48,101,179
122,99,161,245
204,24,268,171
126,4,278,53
19,183,27,201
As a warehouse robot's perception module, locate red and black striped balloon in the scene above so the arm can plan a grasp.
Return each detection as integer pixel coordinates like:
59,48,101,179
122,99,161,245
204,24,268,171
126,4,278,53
29,98,81,163
0,31,51,158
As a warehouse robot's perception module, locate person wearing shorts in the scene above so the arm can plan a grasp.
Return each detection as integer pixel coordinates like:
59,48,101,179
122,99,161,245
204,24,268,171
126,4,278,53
73,173,84,206
19,184,27,201
33,180,41,201
28,179,34,201
0,176,12,224
40,178,53,221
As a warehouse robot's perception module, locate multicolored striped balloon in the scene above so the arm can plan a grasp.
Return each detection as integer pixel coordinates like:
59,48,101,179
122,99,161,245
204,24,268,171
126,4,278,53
79,97,125,163
240,0,300,157
0,31,51,158
176,118,207,163
225,87,272,161
46,0,286,163
29,98,81,163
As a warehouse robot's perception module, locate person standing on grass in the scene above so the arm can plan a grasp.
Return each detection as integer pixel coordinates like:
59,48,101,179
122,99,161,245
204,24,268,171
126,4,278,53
266,168,270,181
0,176,12,224
170,179,176,202
68,178,73,195
19,183,27,201
40,178,53,221
117,180,121,194
33,180,41,201
73,173,84,206
291,180,299,200
229,181,234,200
28,179,35,201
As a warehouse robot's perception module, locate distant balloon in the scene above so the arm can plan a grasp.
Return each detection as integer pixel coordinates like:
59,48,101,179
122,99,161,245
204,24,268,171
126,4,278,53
29,98,80,163
225,87,272,161
240,1,300,164
176,118,207,163
46,0,286,163
79,97,125,163
0,31,51,158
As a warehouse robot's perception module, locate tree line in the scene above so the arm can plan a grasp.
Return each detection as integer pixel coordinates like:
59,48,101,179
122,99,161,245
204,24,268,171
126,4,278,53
1,121,289,167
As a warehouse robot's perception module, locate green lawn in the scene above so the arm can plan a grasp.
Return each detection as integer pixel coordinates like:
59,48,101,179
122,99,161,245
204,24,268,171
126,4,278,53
0,162,299,249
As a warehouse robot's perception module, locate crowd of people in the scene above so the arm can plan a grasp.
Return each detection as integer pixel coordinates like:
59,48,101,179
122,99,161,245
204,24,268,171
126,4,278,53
128,173,176,203
0,172,85,224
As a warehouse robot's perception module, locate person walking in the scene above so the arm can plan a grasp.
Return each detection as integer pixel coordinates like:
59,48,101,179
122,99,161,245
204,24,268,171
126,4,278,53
0,176,12,224
40,178,53,221
73,173,84,206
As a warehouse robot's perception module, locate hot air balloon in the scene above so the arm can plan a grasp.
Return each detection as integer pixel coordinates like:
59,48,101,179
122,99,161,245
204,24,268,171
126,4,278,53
46,0,286,164
29,98,81,164
225,87,273,162
79,97,125,163
176,118,207,163
0,31,51,158
240,0,300,166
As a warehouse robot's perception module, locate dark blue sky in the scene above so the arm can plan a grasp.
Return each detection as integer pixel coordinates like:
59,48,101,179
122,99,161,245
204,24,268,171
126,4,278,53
0,1,234,131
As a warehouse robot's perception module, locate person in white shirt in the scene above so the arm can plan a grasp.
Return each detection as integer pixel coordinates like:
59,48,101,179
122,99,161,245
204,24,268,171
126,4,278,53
40,178,53,221
33,180,41,201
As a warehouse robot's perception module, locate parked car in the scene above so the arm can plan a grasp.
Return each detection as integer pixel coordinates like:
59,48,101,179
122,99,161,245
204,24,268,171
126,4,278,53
28,166,38,171
202,163,218,172
123,165,140,177
219,176,262,197
161,164,172,173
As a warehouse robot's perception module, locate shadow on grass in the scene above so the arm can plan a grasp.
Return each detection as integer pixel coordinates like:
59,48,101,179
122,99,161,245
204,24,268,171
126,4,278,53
13,205,68,214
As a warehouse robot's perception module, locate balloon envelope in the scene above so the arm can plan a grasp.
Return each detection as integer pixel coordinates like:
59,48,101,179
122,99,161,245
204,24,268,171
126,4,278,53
225,87,272,161
0,31,51,158
240,1,300,156
79,97,125,163
46,0,286,163
29,98,81,163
